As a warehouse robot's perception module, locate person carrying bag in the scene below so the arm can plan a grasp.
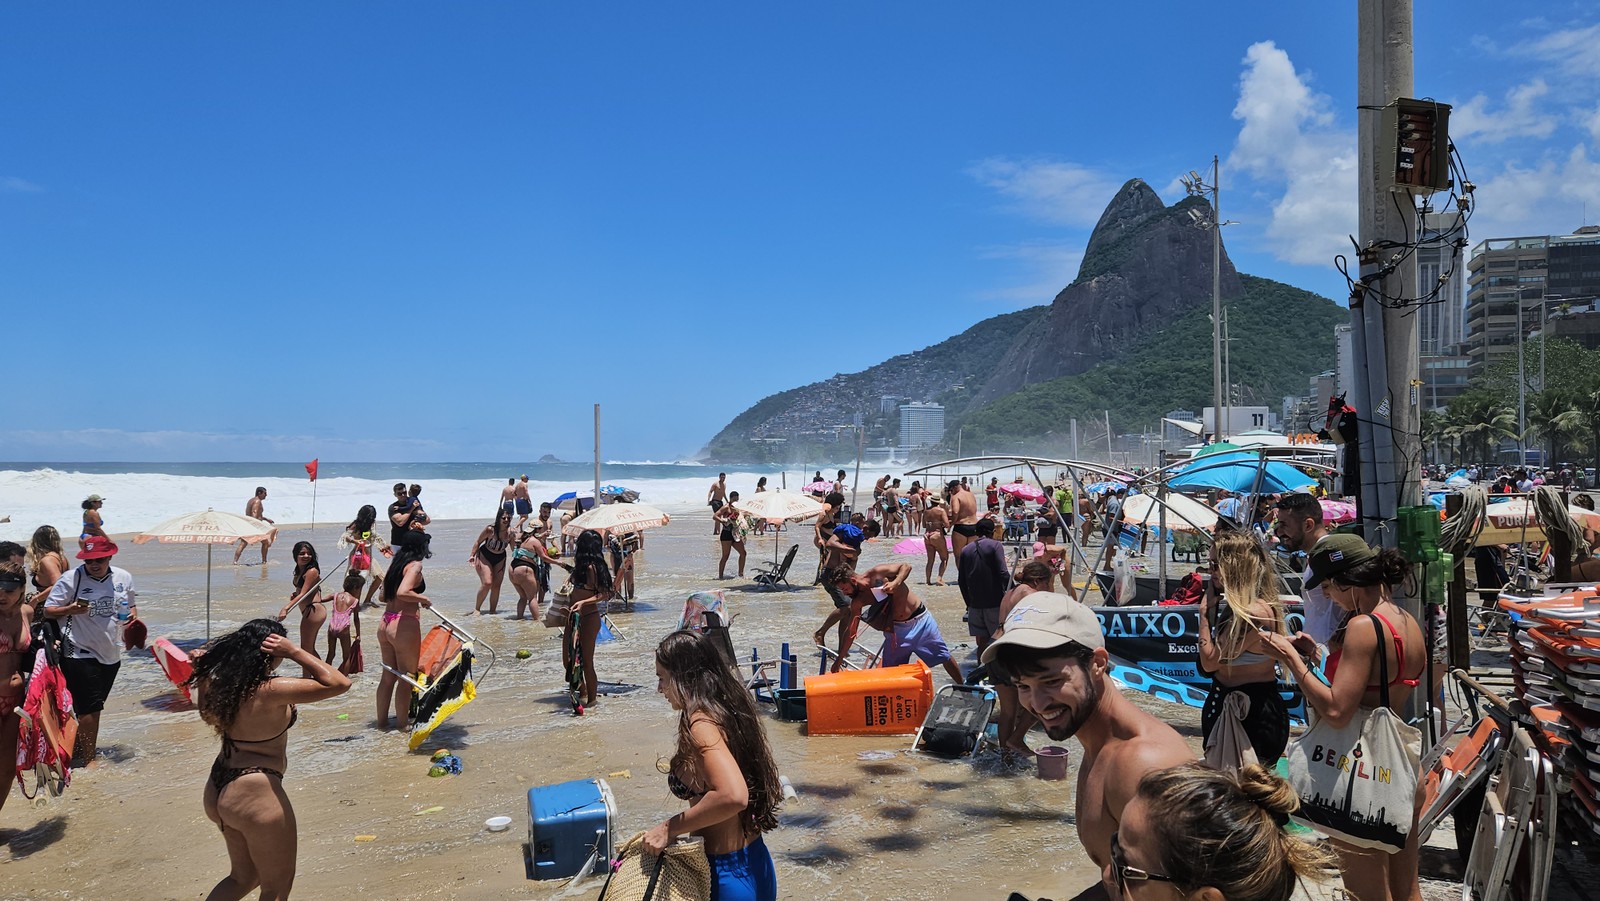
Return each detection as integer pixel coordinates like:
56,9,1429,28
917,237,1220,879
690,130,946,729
1260,534,1426,901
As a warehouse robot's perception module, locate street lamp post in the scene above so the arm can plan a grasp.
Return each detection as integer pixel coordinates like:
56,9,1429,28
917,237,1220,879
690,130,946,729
1517,299,1526,465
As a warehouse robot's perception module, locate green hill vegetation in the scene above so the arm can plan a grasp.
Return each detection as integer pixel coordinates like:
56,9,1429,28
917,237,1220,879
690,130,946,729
952,275,1347,453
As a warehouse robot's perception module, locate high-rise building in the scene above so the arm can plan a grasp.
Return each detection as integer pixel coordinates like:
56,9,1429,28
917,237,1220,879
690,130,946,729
1417,212,1466,355
1464,228,1600,380
879,395,901,416
898,402,945,453
1334,323,1355,399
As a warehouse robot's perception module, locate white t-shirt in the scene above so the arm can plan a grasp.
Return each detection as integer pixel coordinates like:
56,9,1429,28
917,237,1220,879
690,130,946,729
46,564,136,665
1298,533,1340,645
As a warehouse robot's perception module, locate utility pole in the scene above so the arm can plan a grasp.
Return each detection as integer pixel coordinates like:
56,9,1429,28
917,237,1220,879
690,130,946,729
1105,410,1113,465
1223,308,1233,437
1211,157,1223,441
1071,418,1079,459
1356,0,1423,718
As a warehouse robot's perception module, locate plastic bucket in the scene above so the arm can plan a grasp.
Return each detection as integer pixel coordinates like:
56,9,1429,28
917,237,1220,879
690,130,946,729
1036,746,1070,781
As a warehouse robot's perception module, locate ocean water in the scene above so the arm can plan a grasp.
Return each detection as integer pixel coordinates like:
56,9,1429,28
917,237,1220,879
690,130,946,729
0,461,858,542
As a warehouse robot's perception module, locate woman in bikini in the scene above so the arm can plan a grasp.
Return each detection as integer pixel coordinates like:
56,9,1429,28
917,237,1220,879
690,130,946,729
1197,531,1289,767
715,491,747,580
27,525,70,608
469,508,513,615
921,497,951,585
187,618,350,900
1261,535,1425,901
645,629,782,901
79,495,106,552
337,505,391,607
564,530,613,709
508,524,569,621
276,542,327,676
375,530,433,731
0,560,34,817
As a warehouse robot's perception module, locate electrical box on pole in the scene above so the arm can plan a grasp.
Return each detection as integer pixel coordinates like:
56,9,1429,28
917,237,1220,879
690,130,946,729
1381,98,1451,193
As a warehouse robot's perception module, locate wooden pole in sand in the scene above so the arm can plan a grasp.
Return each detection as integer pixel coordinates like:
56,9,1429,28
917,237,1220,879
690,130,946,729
593,404,602,512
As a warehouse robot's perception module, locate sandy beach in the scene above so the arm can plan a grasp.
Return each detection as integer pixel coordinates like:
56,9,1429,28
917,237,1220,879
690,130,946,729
2,511,1160,900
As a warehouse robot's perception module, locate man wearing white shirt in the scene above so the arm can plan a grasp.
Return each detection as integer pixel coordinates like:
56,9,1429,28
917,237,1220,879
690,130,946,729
43,536,136,767
1272,492,1338,646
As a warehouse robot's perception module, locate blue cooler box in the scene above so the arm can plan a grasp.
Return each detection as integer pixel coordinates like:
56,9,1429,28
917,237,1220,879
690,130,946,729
527,778,615,880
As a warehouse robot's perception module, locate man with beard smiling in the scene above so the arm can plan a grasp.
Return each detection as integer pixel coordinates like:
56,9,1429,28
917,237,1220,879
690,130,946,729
982,593,1192,901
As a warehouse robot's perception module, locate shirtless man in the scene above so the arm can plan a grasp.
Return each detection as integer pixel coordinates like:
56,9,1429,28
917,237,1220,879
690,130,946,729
513,475,533,530
946,479,980,563
499,478,518,519
811,518,881,659
707,473,729,535
921,496,951,585
233,486,275,564
812,491,845,584
828,562,964,683
882,479,902,537
983,593,1193,900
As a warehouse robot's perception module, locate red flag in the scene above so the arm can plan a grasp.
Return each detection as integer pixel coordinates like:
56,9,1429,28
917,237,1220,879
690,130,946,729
306,459,319,481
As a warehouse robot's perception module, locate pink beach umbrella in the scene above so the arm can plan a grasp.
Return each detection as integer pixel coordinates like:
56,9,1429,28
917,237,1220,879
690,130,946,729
998,481,1047,502
801,480,832,494
893,535,950,555
1319,499,1358,524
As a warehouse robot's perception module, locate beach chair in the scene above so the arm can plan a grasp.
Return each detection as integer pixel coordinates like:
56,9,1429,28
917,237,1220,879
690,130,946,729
912,683,997,758
753,545,799,590
381,608,498,748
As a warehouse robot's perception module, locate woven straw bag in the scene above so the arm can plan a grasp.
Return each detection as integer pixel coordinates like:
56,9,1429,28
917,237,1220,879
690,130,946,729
598,832,711,901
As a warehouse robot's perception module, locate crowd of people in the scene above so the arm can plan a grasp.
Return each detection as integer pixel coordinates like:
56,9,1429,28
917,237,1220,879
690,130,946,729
0,470,1460,901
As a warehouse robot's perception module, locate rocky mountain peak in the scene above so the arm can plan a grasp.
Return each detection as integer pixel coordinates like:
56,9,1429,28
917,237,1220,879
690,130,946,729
1081,178,1167,267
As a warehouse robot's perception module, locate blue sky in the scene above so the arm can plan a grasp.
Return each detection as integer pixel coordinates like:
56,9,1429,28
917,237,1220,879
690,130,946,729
4,3,1599,462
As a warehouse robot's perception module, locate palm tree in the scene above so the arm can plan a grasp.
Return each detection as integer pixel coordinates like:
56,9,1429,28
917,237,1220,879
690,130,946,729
1446,389,1518,467
1526,388,1587,466
1421,409,1453,466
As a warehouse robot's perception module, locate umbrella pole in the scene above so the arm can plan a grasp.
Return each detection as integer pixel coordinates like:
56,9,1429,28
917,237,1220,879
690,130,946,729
1158,452,1169,598
206,543,213,639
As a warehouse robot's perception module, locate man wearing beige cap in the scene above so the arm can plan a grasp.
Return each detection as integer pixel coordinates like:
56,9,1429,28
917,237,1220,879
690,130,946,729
982,592,1192,901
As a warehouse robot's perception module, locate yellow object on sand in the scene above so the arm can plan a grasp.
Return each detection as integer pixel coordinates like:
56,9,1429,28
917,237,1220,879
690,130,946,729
414,806,445,816
354,835,377,842
608,769,632,779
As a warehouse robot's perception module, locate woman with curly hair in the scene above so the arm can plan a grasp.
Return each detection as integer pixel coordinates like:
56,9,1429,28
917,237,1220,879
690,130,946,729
646,629,782,901
186,618,350,901
375,530,433,731
1112,762,1334,901
564,529,613,709
276,542,327,677
1197,530,1290,766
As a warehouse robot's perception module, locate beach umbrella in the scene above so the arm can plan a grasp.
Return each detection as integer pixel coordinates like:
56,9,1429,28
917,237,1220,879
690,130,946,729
134,509,278,638
1483,498,1600,531
1167,451,1317,494
1319,499,1358,524
734,490,827,565
801,480,832,494
998,481,1047,502
893,535,950,555
563,502,672,537
598,485,640,503
1120,493,1218,534
551,491,597,512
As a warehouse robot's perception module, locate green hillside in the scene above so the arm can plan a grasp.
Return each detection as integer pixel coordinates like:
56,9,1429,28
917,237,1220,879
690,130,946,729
953,275,1346,451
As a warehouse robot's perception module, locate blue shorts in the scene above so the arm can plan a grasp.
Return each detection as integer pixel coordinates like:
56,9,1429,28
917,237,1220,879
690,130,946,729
882,610,952,668
709,835,777,901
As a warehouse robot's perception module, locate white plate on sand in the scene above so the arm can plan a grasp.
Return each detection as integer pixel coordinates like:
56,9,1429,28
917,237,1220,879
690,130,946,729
485,816,512,832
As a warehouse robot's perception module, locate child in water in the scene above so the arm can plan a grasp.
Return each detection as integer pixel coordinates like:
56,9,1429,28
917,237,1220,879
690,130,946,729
326,572,364,673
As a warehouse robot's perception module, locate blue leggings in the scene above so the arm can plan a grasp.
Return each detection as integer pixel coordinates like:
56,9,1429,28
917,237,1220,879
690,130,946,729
708,836,777,901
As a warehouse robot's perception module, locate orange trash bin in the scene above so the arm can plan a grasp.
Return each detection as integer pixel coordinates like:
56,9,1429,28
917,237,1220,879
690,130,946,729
803,661,933,735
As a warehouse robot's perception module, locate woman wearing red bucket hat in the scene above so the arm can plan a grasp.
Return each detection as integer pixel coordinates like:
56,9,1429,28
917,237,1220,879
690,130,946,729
42,536,137,766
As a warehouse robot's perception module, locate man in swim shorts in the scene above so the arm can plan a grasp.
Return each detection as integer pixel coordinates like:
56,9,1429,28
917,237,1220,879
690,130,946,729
232,486,275,565
43,537,138,768
829,562,964,683
513,475,533,529
983,593,1193,900
947,479,980,563
500,478,518,519
956,518,1008,654
707,473,728,535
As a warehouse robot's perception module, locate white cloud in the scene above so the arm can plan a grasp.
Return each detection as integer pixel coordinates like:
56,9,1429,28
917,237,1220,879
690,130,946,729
973,241,1084,303
1226,41,1357,266
966,158,1121,227
1510,23,1600,78
1469,145,1600,239
0,176,44,193
1583,102,1600,144
1453,80,1557,143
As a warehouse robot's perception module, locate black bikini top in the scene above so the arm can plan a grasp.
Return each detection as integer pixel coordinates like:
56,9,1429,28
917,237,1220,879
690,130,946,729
667,769,698,801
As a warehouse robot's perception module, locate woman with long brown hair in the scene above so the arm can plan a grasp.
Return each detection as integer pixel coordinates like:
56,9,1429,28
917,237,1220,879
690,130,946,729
26,525,70,607
564,529,613,709
645,630,782,901
375,530,433,731
186,618,350,900
276,542,327,677
1198,531,1289,765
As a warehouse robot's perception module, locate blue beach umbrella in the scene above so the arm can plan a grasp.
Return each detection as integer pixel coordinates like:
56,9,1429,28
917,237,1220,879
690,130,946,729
551,491,597,512
1167,451,1317,494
